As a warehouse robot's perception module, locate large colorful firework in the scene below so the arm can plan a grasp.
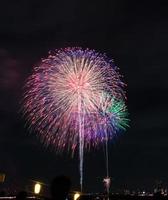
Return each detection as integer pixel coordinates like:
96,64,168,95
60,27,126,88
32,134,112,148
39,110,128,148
22,47,128,190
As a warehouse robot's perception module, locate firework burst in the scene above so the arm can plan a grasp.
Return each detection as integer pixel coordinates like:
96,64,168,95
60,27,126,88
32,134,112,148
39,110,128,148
22,47,128,190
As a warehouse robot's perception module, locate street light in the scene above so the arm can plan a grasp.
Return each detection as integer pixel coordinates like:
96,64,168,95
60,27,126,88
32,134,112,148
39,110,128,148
74,193,80,200
34,183,41,194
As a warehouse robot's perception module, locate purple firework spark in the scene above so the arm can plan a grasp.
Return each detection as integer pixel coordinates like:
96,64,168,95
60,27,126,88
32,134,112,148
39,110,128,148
22,47,128,190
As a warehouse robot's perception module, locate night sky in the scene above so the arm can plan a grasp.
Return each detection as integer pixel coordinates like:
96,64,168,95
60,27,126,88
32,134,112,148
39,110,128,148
0,0,168,193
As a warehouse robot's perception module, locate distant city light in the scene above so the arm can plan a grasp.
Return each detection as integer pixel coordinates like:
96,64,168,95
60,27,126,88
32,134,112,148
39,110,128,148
0,173,5,183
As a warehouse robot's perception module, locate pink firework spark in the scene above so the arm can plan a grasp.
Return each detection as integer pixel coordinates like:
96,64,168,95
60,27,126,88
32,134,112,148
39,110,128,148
22,47,128,190
23,47,126,151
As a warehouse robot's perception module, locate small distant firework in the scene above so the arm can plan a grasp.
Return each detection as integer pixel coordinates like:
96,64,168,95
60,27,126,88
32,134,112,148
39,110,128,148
103,177,111,192
22,47,129,190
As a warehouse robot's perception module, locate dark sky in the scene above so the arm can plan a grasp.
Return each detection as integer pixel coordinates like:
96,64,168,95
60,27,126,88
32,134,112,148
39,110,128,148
0,0,168,193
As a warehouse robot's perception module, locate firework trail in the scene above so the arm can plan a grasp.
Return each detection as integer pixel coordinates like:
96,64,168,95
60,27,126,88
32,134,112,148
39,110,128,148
22,47,128,190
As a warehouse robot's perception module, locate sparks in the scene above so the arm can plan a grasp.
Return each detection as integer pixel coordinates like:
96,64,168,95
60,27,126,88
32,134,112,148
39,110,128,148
22,47,129,190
